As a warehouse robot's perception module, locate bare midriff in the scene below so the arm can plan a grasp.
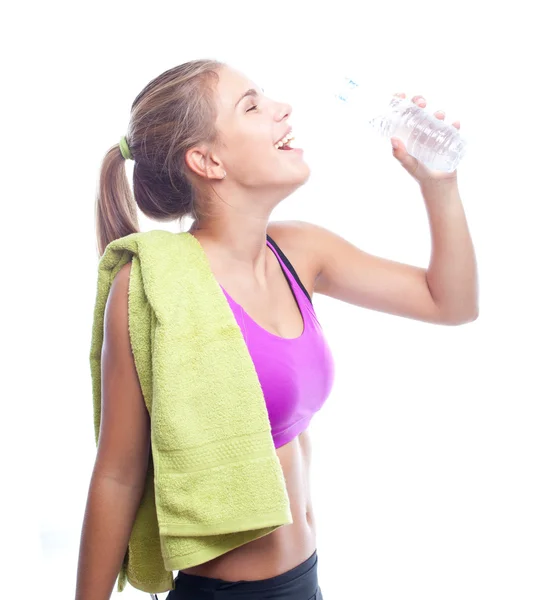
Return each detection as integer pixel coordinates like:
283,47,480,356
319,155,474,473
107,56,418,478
180,429,316,581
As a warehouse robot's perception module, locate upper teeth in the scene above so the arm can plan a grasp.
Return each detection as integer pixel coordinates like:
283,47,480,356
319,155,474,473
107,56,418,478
275,133,294,149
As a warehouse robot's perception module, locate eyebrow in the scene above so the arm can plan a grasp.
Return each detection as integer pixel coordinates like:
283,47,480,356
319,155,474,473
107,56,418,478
235,88,264,108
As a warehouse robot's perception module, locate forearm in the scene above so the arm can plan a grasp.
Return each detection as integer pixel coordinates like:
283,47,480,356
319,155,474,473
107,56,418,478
75,473,144,600
422,179,479,323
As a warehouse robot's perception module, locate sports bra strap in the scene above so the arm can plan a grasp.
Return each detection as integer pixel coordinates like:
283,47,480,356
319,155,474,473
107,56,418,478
266,235,312,305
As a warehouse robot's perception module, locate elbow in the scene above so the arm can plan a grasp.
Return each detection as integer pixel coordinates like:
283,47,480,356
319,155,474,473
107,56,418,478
455,310,479,326
440,306,479,326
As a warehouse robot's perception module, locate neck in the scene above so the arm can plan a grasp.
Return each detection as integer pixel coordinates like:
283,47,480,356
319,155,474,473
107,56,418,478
190,184,288,266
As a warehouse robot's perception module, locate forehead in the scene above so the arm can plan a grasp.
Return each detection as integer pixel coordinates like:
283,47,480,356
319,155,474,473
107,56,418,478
215,66,258,113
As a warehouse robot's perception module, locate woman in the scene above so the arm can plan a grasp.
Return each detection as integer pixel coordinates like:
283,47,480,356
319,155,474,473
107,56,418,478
76,59,478,600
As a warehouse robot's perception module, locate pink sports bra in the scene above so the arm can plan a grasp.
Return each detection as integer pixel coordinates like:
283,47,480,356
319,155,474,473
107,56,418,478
220,236,335,448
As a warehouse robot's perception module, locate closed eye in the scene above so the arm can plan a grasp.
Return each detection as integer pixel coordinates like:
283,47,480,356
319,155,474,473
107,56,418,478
246,105,258,113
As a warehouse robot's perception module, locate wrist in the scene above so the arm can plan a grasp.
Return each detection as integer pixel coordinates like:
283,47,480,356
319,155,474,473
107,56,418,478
420,177,460,203
420,176,459,193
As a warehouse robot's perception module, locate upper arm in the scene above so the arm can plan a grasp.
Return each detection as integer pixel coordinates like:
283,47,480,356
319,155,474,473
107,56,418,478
315,231,443,323
94,261,151,488
270,220,444,324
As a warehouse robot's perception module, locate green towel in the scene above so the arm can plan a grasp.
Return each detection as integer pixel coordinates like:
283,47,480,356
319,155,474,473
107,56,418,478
89,230,293,594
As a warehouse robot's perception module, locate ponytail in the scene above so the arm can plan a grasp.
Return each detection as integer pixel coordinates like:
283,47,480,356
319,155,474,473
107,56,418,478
94,143,139,257
94,59,223,258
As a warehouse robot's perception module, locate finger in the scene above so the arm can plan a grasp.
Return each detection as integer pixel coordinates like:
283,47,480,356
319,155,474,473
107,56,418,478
435,110,446,120
393,92,406,98
412,95,426,107
391,137,419,175
452,120,461,129
391,136,405,152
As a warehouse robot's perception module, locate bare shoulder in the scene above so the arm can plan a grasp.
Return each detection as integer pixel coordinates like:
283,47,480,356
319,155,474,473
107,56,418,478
110,261,132,294
267,220,325,291
104,262,132,337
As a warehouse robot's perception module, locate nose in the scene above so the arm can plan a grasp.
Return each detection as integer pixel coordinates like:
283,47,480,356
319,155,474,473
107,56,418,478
274,101,292,122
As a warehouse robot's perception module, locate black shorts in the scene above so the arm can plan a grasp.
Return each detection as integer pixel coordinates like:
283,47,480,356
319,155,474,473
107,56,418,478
163,549,323,599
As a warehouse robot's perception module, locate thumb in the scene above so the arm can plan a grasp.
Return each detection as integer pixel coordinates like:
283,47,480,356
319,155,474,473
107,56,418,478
391,137,419,175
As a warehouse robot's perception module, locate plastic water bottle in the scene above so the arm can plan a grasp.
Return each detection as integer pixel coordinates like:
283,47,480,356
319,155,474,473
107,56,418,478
335,77,467,172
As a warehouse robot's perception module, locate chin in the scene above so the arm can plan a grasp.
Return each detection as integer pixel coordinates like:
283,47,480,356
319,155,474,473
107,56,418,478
295,161,311,186
282,169,311,198
269,160,311,194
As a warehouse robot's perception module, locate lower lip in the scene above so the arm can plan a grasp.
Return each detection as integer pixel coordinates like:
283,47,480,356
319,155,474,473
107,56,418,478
280,147,304,156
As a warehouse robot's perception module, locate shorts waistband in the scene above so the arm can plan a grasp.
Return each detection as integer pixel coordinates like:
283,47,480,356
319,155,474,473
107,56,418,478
175,550,318,597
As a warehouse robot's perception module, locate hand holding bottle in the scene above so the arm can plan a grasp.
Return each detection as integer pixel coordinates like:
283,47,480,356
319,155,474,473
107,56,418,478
390,92,461,185
335,78,467,175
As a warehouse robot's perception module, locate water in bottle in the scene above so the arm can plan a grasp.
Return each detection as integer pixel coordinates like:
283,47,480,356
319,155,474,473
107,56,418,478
335,77,467,173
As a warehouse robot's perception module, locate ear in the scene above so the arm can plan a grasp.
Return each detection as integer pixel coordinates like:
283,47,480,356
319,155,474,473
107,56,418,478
185,146,226,181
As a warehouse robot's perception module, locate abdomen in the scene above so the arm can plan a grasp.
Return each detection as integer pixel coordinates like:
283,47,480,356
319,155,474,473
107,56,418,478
179,430,316,581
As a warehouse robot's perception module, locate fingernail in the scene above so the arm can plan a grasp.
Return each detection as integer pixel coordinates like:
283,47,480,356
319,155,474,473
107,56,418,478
391,139,399,150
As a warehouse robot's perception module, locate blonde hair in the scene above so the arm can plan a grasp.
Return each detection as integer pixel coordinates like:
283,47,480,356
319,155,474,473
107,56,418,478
94,59,223,256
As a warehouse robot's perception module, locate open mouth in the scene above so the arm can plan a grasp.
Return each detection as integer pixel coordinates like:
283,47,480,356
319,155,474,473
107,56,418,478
274,132,295,151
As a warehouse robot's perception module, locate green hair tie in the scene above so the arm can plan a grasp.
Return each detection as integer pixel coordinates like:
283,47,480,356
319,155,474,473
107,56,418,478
119,135,133,160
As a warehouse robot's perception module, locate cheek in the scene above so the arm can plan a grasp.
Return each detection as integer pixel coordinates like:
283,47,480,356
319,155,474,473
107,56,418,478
226,129,274,170
221,121,307,185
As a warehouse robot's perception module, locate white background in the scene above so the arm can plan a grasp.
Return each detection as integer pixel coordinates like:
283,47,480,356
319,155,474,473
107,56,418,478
3,1,534,598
